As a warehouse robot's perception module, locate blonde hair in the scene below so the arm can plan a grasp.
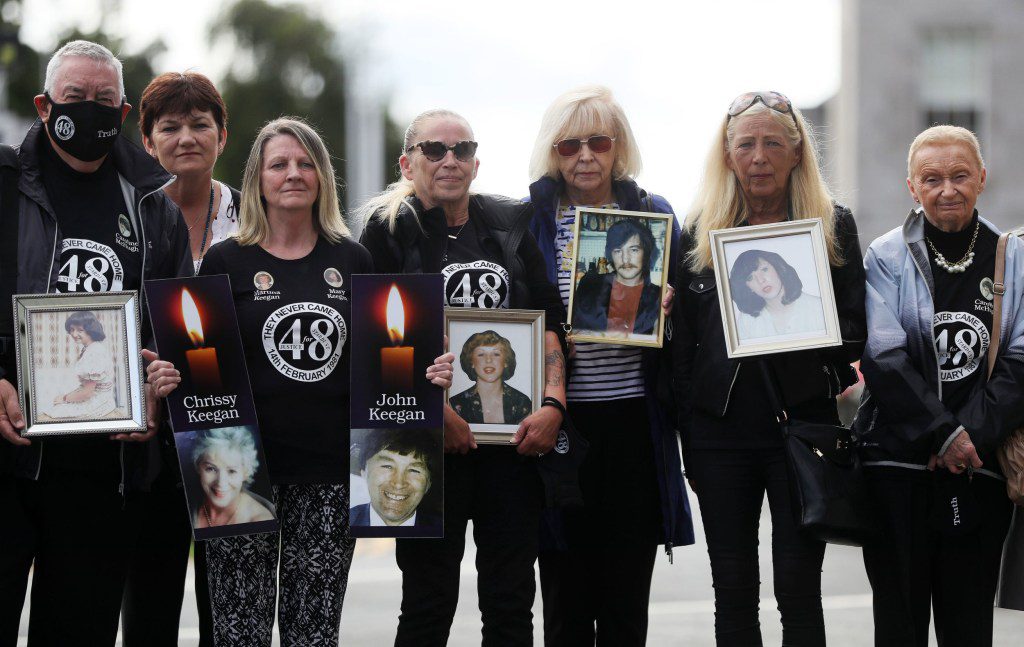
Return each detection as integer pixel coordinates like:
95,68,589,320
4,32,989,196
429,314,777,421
685,102,840,271
907,125,984,177
356,109,473,233
236,117,349,246
528,85,642,182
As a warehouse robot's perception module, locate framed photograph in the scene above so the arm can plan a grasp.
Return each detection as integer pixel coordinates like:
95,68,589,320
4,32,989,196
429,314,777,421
349,427,443,538
710,219,842,358
174,425,279,541
445,308,545,444
566,207,673,348
13,291,146,437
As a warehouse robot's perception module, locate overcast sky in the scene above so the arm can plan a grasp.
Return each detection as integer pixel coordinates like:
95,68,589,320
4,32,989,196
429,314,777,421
19,0,841,213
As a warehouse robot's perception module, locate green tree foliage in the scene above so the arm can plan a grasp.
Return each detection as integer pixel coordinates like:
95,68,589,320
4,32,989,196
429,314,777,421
0,0,164,144
210,0,348,193
1,0,44,120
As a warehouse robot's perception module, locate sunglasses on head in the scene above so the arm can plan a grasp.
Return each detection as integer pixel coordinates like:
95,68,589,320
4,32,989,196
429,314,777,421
727,91,797,125
406,140,478,162
552,135,615,157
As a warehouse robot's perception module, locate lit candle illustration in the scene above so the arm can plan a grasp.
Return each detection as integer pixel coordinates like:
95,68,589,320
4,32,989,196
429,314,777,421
380,284,414,393
182,288,222,392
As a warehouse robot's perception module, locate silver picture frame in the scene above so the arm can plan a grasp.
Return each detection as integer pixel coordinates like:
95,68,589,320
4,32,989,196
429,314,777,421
13,291,147,437
710,218,842,359
444,308,545,444
566,207,673,348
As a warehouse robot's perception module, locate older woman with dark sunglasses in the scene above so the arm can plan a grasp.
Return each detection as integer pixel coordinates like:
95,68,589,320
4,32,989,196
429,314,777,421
359,108,568,646
526,84,694,647
671,91,866,646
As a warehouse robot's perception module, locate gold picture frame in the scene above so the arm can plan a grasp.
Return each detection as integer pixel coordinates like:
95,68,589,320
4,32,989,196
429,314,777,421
566,207,673,348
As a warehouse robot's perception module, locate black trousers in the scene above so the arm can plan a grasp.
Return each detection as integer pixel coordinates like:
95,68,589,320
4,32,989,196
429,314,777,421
687,446,826,647
121,459,213,647
0,468,140,647
538,397,662,647
395,446,543,647
862,468,1013,647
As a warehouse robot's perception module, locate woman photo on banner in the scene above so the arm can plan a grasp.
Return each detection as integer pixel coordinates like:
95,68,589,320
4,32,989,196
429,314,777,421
358,108,568,646
145,117,453,646
673,90,866,646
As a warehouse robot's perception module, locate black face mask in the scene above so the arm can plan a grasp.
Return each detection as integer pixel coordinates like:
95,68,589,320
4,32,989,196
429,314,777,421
44,93,123,162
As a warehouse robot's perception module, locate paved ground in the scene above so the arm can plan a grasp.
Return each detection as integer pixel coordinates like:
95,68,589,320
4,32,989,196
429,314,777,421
17,500,1024,646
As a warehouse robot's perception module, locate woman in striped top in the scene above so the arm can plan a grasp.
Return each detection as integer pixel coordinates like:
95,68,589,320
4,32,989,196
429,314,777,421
526,85,695,646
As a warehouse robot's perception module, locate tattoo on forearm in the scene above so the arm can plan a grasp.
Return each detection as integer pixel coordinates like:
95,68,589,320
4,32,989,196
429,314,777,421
545,350,565,386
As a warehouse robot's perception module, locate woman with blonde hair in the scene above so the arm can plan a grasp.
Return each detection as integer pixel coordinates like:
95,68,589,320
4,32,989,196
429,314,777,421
672,92,866,645
145,116,454,645
526,84,694,646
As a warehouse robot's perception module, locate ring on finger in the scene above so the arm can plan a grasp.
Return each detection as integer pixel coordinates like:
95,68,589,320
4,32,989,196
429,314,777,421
956,462,967,469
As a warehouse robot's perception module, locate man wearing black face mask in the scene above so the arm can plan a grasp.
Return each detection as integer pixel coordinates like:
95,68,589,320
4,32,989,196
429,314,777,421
0,40,191,647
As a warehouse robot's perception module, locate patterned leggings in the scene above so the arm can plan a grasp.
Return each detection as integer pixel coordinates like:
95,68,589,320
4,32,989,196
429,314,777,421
205,483,356,647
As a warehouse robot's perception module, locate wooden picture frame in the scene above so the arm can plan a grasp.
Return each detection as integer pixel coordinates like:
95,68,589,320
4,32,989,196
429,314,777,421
566,207,673,348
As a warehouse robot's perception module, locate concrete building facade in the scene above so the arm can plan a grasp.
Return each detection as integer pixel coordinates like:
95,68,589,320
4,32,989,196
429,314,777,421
823,0,1024,247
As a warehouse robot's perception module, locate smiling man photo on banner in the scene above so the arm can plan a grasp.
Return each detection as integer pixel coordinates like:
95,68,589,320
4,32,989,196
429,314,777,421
0,40,192,647
352,428,442,536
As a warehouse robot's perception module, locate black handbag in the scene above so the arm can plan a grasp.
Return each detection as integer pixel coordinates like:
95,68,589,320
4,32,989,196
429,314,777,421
758,361,874,546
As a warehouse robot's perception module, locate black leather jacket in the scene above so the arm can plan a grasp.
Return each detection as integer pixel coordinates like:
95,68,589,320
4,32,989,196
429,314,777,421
359,193,566,345
0,120,192,486
671,205,867,452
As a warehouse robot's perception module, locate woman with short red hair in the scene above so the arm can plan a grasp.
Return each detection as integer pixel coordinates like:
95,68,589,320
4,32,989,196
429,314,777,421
121,71,240,647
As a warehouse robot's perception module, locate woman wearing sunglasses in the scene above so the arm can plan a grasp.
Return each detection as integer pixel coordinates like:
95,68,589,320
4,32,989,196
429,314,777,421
672,91,866,645
525,85,694,646
359,108,568,646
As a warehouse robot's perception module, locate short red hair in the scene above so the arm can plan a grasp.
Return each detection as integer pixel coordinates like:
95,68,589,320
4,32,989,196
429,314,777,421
139,72,227,140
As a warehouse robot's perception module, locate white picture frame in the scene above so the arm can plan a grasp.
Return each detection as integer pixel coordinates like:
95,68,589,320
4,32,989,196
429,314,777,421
710,219,842,358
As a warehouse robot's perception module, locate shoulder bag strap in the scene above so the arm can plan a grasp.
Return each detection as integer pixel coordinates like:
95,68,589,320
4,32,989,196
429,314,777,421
757,359,789,425
987,233,1010,379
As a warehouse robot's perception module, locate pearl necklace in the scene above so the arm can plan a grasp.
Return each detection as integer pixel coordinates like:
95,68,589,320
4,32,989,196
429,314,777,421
203,501,238,527
925,220,979,274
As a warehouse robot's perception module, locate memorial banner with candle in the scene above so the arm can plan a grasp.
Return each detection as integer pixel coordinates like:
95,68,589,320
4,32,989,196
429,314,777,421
349,274,444,538
146,275,279,540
